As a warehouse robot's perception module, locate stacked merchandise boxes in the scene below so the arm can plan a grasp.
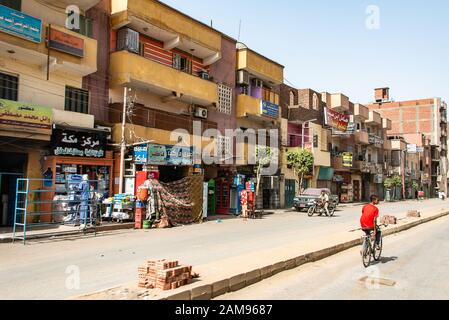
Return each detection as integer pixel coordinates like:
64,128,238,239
138,259,193,290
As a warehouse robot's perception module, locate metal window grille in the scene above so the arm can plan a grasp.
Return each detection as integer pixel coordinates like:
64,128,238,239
217,136,232,161
218,83,232,115
65,86,89,114
0,72,18,101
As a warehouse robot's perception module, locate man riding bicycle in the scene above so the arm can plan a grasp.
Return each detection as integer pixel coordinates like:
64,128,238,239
319,190,330,217
360,195,381,250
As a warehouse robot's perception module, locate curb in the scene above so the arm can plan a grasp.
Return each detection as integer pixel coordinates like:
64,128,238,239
1,223,135,244
162,209,449,300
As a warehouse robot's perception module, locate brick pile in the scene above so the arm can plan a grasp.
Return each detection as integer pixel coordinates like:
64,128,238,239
407,210,421,218
380,215,397,225
138,259,193,290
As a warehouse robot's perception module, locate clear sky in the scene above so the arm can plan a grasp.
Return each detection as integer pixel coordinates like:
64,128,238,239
161,0,448,104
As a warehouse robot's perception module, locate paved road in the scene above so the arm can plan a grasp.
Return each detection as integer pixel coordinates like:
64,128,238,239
219,214,449,300
0,199,446,299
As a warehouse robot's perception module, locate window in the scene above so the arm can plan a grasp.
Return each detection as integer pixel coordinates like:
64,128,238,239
173,54,192,74
66,12,93,38
312,93,319,110
356,123,361,130
0,0,21,11
65,86,89,114
289,91,295,106
0,72,18,101
217,84,232,115
217,136,231,162
368,154,372,162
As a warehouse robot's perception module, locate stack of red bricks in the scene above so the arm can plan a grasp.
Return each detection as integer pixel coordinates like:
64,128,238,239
138,259,193,290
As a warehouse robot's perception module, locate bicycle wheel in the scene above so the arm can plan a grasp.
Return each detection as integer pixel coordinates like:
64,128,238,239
328,207,335,217
362,238,372,268
373,236,383,261
307,206,315,217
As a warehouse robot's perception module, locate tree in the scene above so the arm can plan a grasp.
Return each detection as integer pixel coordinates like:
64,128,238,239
286,149,314,194
384,175,402,200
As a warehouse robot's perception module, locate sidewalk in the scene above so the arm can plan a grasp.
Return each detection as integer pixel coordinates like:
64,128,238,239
72,204,449,300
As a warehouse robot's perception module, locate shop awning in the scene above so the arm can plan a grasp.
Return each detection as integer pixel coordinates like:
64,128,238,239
318,166,334,181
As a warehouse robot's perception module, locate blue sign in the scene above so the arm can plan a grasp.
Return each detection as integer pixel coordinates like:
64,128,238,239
0,5,42,43
261,100,279,119
134,145,148,164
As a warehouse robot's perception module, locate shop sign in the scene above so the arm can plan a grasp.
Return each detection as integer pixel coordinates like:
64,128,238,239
324,108,350,132
48,27,84,57
0,99,52,135
304,142,313,151
51,129,107,158
147,144,193,166
369,134,384,147
342,152,353,167
134,145,148,164
0,5,42,43
407,144,417,154
260,100,279,119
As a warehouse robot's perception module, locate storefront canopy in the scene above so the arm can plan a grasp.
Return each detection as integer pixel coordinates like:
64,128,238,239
318,166,334,181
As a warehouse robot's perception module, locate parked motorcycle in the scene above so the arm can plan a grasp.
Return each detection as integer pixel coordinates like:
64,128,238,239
307,199,336,217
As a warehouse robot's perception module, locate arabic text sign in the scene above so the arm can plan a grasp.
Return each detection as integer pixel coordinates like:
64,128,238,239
0,99,52,135
48,27,84,57
260,100,279,119
342,152,353,167
51,129,107,158
0,4,42,43
148,144,193,165
407,144,417,154
134,145,148,164
324,108,350,132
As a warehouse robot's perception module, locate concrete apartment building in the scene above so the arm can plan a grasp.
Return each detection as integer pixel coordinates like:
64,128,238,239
367,87,448,196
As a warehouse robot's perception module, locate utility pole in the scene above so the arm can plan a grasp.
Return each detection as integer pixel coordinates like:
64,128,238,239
119,86,128,194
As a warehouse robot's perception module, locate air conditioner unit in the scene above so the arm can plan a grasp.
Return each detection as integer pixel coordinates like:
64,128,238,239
95,125,112,140
117,28,140,54
194,107,208,119
237,70,250,86
252,78,263,88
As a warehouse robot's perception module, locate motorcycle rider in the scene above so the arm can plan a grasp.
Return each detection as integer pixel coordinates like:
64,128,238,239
319,190,330,217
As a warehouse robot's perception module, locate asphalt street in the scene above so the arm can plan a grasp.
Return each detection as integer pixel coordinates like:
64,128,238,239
0,199,447,299
219,214,449,300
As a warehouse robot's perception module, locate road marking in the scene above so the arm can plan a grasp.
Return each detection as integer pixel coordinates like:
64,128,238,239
359,276,396,287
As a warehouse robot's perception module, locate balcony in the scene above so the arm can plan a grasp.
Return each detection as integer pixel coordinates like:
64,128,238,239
40,0,102,10
366,111,382,126
0,20,97,77
111,0,221,64
383,118,392,130
331,157,352,172
236,48,284,85
354,131,370,145
327,93,350,113
391,139,407,151
236,94,280,125
369,134,384,149
383,139,392,150
353,104,369,120
110,50,218,107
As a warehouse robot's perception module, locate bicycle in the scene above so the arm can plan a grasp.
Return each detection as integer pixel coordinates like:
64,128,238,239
361,225,385,268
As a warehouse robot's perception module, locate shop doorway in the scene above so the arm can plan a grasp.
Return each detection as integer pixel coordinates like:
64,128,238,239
0,152,27,227
284,179,296,209
353,180,360,202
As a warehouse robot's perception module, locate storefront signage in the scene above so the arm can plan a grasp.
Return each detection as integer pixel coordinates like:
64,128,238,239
369,134,384,147
51,129,107,158
304,142,313,151
0,5,42,43
324,108,350,132
48,27,84,57
134,145,148,164
407,144,417,154
0,99,52,135
147,144,193,166
260,100,279,119
342,152,353,167
416,147,424,153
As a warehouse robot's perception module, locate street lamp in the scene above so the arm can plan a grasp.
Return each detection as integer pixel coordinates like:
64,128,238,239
302,119,317,149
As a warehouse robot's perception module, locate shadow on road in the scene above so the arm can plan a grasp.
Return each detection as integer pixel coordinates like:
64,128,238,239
373,256,398,265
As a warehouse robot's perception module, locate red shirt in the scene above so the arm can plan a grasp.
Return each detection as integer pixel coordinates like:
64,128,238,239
360,204,379,229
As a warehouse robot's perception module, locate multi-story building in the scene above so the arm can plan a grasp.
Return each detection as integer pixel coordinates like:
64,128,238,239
235,44,284,210
368,87,448,197
280,86,331,208
107,0,245,218
0,0,102,226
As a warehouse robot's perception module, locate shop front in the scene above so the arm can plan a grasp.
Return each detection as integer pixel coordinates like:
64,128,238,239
0,99,53,226
316,166,333,189
333,172,352,203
